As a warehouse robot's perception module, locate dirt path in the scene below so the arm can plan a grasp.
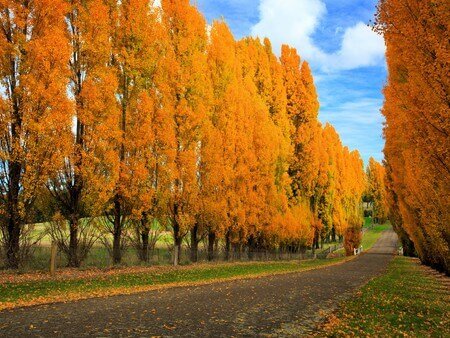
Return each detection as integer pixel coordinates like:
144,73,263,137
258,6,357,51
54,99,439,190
0,230,398,337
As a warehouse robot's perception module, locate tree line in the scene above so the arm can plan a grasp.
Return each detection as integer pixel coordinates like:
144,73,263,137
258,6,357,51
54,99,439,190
0,0,366,269
375,0,449,274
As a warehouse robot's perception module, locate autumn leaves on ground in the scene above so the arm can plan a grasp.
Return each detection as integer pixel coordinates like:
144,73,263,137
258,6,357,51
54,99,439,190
0,0,448,337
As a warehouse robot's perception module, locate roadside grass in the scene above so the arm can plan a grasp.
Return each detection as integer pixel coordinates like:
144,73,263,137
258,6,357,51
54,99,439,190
0,257,351,310
321,256,450,337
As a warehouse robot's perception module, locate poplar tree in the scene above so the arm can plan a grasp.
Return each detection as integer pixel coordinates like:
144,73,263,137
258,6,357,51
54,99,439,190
376,0,449,273
161,0,211,265
365,158,388,224
0,0,71,268
107,0,159,264
47,0,120,267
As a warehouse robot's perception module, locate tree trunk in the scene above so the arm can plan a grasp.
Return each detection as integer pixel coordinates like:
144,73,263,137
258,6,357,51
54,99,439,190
247,235,255,260
5,59,23,270
313,229,320,250
112,197,122,265
6,214,21,270
331,226,336,242
173,244,179,266
233,243,240,260
140,231,149,262
207,231,216,261
312,231,317,255
66,107,84,267
67,217,80,267
401,236,416,257
238,243,242,260
138,216,150,262
6,158,22,269
224,229,231,261
190,223,199,263
173,204,181,266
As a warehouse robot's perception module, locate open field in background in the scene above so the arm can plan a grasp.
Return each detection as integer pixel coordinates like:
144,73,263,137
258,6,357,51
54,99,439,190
329,220,391,257
363,216,373,228
319,256,450,337
30,218,173,247
1,218,389,271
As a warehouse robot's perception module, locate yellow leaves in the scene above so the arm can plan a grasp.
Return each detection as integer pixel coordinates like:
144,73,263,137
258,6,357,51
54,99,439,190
0,0,369,266
366,157,389,222
0,0,72,203
377,0,449,272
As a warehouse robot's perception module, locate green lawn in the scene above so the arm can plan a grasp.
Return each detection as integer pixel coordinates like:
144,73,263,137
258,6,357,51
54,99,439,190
363,216,372,228
322,256,450,337
0,258,350,309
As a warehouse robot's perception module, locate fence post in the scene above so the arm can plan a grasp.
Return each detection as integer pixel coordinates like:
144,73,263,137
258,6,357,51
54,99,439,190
50,241,57,276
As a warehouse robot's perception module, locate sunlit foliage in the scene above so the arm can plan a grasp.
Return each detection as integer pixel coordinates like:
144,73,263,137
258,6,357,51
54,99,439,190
376,0,449,273
0,0,366,268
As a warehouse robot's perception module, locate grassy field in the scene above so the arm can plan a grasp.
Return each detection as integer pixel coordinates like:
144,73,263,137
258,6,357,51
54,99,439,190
31,218,174,247
363,216,372,228
321,256,450,337
0,257,351,310
15,218,389,270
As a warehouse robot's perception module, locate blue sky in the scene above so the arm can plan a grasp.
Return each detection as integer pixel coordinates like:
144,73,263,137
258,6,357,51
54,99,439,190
195,0,386,163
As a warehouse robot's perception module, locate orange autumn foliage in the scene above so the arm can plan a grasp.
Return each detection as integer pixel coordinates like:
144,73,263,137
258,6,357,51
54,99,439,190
365,158,389,223
0,0,369,267
104,0,169,264
0,0,72,268
376,0,449,273
45,0,120,267
161,0,212,264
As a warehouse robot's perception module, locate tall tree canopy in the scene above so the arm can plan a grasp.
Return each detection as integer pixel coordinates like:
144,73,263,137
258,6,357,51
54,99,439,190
376,0,449,273
0,0,368,268
0,0,71,268
365,158,388,224
46,0,120,268
161,0,212,265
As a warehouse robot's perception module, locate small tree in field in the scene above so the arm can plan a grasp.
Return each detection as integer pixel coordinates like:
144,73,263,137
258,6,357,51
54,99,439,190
344,225,362,256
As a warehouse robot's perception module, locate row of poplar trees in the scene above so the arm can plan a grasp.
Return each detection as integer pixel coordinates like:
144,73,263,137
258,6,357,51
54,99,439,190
375,0,449,274
0,0,365,269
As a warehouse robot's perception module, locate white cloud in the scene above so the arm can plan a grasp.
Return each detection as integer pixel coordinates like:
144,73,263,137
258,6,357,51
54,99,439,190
251,0,328,64
328,22,385,71
251,0,385,72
